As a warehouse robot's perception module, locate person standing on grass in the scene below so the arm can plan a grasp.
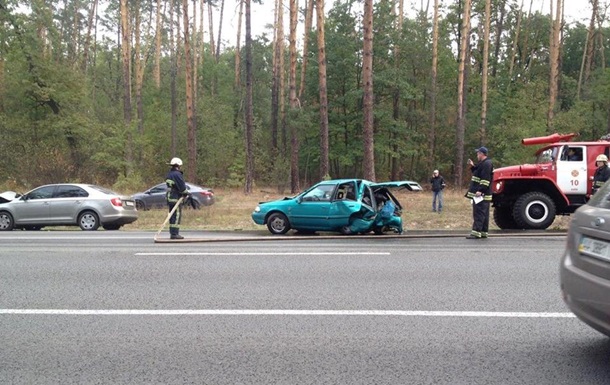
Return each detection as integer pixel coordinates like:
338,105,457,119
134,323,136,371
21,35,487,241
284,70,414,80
430,169,446,213
465,147,493,239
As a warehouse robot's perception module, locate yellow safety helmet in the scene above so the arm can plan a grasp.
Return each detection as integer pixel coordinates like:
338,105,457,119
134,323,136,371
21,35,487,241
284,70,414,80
596,154,608,163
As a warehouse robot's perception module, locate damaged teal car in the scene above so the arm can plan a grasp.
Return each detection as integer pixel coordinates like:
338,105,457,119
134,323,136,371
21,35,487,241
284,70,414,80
252,179,422,235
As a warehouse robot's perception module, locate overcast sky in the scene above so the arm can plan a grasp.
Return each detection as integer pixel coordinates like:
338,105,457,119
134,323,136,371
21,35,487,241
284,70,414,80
214,0,596,49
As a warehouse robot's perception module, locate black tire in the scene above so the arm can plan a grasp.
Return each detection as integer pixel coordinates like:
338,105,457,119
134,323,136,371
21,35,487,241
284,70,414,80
373,226,385,235
103,224,122,231
135,200,146,210
512,192,556,230
78,211,100,231
0,211,14,231
266,212,291,235
493,206,518,230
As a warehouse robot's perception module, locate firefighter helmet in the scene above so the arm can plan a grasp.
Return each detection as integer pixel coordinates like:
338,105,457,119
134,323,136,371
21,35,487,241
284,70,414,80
169,157,183,166
596,154,608,163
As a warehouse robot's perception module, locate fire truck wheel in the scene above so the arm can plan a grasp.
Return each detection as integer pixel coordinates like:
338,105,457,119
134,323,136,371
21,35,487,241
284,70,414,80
512,192,556,230
493,206,518,229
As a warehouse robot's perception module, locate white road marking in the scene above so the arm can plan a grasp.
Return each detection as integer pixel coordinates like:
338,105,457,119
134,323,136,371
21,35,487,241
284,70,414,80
0,309,575,318
135,252,392,256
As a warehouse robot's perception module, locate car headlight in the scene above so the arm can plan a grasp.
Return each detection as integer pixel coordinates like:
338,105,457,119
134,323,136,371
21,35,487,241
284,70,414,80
254,206,261,213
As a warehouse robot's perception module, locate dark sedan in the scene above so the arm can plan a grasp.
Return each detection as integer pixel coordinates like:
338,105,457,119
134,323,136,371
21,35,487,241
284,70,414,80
132,183,215,210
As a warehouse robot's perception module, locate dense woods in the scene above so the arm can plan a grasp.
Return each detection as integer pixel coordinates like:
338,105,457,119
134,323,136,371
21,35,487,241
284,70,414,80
1,0,609,193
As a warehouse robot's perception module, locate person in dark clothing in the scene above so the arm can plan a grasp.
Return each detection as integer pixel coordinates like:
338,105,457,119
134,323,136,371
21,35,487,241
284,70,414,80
592,154,610,195
430,169,446,213
165,157,189,240
465,147,493,239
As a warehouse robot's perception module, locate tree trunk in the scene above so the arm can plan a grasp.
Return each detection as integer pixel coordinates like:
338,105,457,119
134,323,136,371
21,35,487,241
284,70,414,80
480,0,491,144
183,0,197,182
455,0,470,187
170,0,178,157
244,0,254,194
362,0,375,181
289,0,300,193
154,0,162,88
547,0,562,132
508,0,523,84
271,0,283,152
82,0,98,72
317,0,329,180
216,0,225,59
134,0,145,136
584,0,598,88
390,0,404,181
235,0,243,89
120,0,133,175
429,0,439,169
520,0,534,73
491,0,505,77
208,2,216,62
298,0,314,101
597,12,605,71
71,0,81,66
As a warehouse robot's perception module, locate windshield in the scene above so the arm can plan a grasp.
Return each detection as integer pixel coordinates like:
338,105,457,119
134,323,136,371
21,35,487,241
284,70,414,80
535,147,557,164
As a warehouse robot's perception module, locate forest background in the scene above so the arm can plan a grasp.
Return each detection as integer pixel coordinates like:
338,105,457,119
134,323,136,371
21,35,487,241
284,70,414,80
0,0,608,195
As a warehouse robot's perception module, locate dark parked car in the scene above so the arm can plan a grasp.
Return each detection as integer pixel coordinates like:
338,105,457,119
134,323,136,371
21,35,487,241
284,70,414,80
0,184,138,231
560,179,610,337
132,183,215,210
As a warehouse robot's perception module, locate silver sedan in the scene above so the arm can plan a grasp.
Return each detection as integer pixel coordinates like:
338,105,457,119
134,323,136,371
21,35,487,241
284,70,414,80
0,184,138,231
561,179,610,337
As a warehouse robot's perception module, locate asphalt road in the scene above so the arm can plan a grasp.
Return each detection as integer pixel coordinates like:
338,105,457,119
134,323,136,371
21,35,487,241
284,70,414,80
1,232,609,384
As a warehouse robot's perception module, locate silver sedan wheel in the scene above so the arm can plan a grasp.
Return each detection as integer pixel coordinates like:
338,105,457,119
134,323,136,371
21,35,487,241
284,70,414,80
78,211,100,231
0,212,14,231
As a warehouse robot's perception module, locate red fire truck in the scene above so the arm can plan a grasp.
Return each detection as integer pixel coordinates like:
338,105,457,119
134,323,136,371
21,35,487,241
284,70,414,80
492,133,610,230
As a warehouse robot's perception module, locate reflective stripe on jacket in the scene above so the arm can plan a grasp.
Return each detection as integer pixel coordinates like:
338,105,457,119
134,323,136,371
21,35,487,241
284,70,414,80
465,157,493,201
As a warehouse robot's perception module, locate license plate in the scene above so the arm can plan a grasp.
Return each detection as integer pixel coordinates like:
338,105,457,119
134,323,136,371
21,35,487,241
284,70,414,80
579,236,610,262
124,201,134,207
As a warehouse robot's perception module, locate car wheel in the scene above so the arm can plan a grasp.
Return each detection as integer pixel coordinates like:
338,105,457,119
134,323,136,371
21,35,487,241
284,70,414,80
512,192,556,230
266,212,291,235
103,224,122,230
78,211,100,231
135,200,146,210
0,211,14,231
373,226,385,235
493,206,518,229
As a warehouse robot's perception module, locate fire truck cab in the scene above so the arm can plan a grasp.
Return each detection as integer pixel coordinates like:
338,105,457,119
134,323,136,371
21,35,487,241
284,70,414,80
492,133,610,230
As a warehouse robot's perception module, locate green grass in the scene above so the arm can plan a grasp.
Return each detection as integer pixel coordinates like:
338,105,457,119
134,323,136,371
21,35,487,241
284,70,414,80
128,188,571,232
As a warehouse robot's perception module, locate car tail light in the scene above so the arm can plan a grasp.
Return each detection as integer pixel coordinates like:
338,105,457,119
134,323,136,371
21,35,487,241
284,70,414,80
200,191,213,196
110,197,123,207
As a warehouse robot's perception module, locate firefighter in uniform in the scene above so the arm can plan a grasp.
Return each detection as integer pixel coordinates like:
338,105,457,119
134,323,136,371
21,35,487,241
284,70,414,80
465,147,493,239
592,154,610,195
166,157,189,239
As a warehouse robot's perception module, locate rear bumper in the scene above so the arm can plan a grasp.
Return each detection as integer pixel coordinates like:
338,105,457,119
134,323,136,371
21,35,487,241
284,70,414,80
101,211,138,226
560,250,610,336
